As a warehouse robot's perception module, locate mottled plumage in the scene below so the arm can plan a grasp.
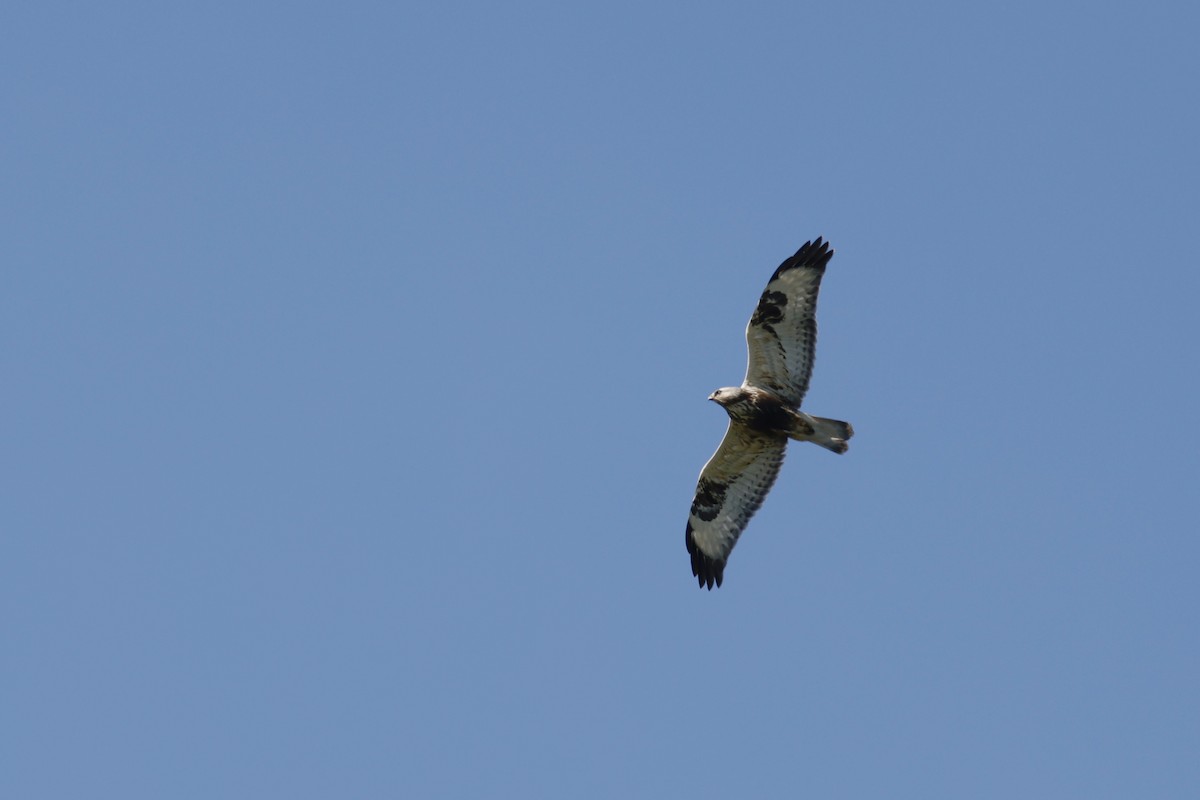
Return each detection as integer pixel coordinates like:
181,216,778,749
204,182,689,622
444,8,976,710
686,238,853,589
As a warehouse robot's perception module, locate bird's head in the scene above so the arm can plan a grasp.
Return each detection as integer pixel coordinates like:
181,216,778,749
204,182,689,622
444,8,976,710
708,387,742,407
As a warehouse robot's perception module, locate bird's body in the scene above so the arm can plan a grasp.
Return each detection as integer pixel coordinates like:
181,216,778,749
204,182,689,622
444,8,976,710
708,385,850,452
686,238,852,589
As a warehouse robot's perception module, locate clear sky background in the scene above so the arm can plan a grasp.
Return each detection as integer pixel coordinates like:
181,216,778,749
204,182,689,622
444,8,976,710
4,2,1199,798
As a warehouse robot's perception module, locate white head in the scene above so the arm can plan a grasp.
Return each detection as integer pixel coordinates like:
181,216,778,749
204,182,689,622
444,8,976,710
708,387,744,407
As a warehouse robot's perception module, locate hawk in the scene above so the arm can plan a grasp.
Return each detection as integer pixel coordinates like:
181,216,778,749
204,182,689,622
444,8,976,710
686,237,853,589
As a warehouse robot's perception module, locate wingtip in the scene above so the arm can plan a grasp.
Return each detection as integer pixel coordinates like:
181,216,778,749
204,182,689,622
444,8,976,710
795,236,834,265
770,237,834,280
686,526,726,590
692,561,724,590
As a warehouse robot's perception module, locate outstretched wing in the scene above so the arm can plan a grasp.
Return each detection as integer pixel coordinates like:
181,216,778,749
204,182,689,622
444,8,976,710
743,238,833,407
685,422,787,589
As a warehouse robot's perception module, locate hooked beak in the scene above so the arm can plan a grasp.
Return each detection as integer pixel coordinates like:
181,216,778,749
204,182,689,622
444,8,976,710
708,392,719,403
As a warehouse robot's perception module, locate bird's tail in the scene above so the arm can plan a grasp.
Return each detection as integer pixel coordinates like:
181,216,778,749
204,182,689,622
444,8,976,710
808,416,854,454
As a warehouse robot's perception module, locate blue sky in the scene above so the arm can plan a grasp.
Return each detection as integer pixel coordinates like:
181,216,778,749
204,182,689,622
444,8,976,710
4,2,1199,797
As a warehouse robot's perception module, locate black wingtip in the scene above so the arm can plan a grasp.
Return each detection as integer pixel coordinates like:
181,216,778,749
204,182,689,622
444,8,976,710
692,553,725,590
770,237,834,280
686,523,726,590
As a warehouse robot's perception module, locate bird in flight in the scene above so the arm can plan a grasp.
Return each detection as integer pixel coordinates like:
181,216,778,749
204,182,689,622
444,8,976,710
686,237,853,589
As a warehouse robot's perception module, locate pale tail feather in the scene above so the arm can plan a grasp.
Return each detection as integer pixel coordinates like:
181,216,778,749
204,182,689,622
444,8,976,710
809,416,853,454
